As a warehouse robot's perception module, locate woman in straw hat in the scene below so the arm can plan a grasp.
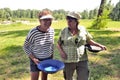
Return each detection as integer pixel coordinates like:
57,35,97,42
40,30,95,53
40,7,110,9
23,9,54,80
57,12,106,80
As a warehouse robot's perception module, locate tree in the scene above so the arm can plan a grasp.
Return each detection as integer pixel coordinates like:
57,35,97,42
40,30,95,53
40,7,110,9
81,10,89,19
93,8,98,18
89,10,94,19
97,0,107,17
91,0,110,29
52,9,66,20
110,1,120,21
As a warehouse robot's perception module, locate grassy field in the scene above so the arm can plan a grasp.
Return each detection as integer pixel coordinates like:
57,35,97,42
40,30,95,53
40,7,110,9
0,20,120,80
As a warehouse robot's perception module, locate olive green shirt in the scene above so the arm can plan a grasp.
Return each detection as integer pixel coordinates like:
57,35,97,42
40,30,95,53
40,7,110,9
58,26,92,63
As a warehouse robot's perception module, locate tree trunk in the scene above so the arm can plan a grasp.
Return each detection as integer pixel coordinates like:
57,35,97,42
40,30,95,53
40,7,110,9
97,0,107,17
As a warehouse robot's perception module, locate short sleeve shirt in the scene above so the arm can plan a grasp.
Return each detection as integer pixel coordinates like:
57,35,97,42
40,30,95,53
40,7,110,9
58,26,92,63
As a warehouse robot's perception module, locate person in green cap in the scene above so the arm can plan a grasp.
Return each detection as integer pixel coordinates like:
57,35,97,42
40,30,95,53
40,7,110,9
57,11,106,80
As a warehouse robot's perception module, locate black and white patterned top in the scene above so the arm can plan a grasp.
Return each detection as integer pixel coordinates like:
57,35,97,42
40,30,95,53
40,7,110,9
23,26,54,59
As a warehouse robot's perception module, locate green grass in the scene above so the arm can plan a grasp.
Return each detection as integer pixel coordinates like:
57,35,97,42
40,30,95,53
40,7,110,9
0,20,120,80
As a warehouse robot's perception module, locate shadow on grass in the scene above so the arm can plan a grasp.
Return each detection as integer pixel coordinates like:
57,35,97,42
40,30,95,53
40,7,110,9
100,48,120,78
0,45,29,79
88,29,120,34
0,29,29,38
0,28,62,38
0,45,23,58
94,36,120,47
90,49,120,80
89,47,120,80
89,63,113,80
85,30,120,80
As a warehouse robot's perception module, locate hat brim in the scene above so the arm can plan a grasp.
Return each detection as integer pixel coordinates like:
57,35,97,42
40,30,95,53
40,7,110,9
67,15,77,19
40,14,54,19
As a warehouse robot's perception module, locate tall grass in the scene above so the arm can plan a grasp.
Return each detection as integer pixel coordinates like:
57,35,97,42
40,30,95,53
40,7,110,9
0,20,120,80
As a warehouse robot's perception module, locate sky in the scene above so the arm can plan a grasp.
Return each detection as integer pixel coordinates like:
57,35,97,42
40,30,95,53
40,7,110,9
0,0,119,12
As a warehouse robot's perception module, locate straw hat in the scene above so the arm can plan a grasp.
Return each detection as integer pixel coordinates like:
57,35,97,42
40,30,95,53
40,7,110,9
67,12,81,20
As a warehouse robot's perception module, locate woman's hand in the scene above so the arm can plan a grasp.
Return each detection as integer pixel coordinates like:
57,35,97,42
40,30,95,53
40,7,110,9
33,58,40,65
60,52,67,60
29,53,40,65
99,45,107,50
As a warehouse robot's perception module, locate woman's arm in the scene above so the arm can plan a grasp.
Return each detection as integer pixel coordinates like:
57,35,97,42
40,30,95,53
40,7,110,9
87,39,107,50
57,42,67,60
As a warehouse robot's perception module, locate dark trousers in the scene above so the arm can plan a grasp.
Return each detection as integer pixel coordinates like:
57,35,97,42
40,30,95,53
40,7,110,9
63,60,89,80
